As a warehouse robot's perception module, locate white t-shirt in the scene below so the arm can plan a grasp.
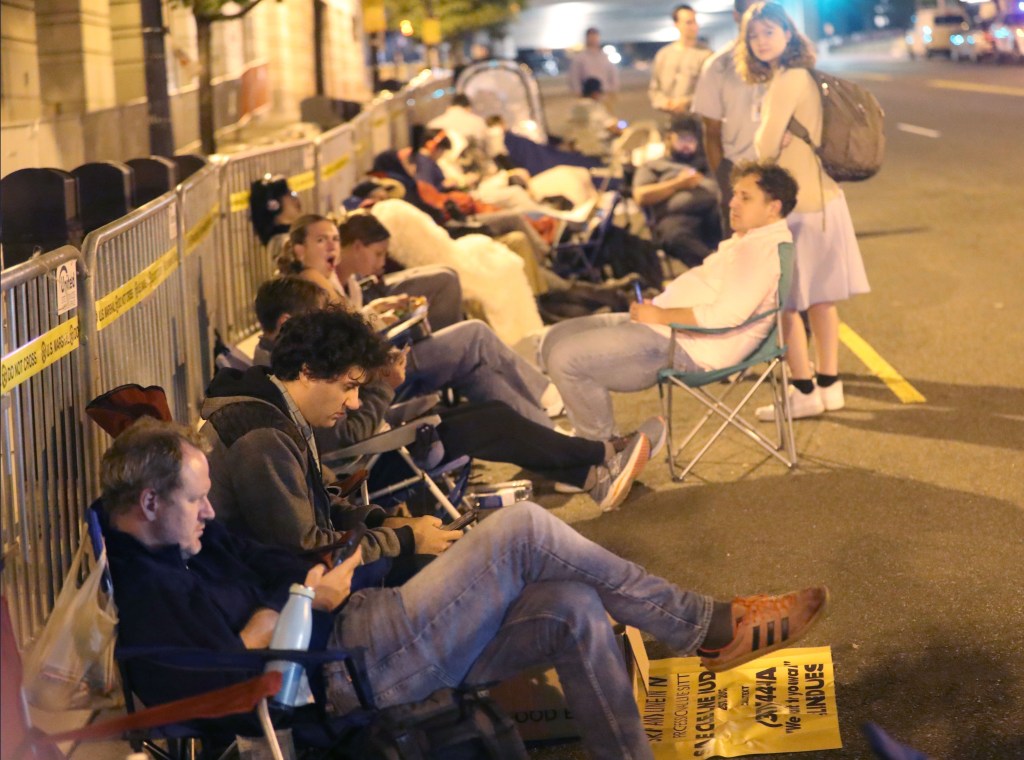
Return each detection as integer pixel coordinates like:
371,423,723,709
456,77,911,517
691,40,766,164
647,219,791,370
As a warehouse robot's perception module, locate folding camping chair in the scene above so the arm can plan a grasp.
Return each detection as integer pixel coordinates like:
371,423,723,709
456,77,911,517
657,242,797,481
549,191,624,282
321,394,471,521
78,507,374,760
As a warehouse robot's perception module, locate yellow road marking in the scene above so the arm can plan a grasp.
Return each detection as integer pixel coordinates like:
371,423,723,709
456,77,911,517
839,322,926,404
927,79,1024,98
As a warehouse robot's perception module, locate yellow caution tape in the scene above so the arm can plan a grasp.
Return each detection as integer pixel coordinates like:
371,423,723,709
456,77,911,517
229,165,317,213
838,322,926,404
185,203,220,256
322,155,351,180
96,247,179,331
1,317,80,396
289,170,316,193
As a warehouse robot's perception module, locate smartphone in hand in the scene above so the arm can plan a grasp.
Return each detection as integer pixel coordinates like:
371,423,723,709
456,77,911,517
445,509,479,531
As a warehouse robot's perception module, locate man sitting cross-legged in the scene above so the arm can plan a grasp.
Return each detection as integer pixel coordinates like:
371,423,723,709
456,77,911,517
99,417,830,760
541,161,796,441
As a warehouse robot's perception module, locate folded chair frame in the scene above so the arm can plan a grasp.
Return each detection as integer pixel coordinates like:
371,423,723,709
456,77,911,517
657,242,797,482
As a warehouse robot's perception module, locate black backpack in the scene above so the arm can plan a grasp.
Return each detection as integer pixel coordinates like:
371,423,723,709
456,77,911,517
356,688,529,759
787,69,885,182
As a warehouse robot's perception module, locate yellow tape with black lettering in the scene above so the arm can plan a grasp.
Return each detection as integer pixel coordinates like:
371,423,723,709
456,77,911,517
230,167,317,213
322,155,351,180
96,247,179,331
1,317,80,395
185,202,220,256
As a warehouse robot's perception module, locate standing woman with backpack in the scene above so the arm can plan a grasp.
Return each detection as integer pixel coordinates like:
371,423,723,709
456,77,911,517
737,1,870,420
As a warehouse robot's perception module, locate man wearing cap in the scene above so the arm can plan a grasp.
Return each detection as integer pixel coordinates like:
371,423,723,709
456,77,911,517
634,115,721,268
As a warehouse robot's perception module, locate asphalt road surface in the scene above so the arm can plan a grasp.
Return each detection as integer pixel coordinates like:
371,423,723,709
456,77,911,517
500,46,1024,760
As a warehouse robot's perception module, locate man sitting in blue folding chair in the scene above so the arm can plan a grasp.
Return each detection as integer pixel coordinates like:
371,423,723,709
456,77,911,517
98,416,829,760
540,161,797,455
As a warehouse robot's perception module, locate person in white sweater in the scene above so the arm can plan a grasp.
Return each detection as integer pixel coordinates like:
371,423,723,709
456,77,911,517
736,1,870,421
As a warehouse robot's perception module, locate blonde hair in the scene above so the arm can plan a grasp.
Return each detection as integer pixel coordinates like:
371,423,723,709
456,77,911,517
275,213,333,275
735,1,816,84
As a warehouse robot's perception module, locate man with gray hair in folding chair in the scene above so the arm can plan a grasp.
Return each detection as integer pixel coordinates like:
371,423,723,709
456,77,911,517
541,161,798,459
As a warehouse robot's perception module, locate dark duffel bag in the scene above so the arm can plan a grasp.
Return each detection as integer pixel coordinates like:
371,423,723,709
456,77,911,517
356,687,528,760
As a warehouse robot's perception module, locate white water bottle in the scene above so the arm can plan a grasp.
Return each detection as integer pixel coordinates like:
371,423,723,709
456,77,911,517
264,583,315,707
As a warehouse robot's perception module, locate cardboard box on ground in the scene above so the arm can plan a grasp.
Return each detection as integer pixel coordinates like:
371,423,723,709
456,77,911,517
489,625,650,742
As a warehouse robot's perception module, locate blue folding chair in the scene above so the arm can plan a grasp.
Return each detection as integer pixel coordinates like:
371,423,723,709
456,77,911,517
657,242,797,481
550,191,623,282
82,507,373,760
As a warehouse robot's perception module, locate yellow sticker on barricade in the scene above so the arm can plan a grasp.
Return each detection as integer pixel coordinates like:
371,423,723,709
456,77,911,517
643,647,842,758
322,155,351,180
95,247,179,331
184,203,220,256
1,317,80,395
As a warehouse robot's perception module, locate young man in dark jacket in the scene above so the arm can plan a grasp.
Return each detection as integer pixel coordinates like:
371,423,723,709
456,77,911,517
201,306,459,560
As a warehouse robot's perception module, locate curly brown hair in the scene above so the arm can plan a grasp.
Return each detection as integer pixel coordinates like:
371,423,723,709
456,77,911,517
735,2,816,84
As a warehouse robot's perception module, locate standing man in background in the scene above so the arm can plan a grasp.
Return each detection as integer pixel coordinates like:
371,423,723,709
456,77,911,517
649,5,711,128
569,28,619,112
691,0,762,237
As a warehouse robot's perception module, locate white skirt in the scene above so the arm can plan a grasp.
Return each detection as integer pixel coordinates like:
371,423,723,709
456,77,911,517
785,191,870,311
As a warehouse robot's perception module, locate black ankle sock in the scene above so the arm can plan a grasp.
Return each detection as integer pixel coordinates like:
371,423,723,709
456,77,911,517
816,374,839,388
700,601,735,650
792,379,815,395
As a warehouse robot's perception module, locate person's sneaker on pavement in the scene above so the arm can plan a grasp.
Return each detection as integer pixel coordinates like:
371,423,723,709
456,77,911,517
756,385,825,422
587,432,650,511
817,379,845,411
696,586,830,672
636,416,667,459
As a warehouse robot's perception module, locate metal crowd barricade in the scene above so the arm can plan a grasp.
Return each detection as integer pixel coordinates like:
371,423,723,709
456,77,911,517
388,92,411,151
80,192,191,450
219,139,318,343
351,111,375,178
369,97,394,158
1,246,91,643
176,162,224,417
316,124,358,216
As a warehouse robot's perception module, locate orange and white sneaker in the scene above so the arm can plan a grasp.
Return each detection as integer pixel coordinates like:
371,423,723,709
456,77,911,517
696,586,830,673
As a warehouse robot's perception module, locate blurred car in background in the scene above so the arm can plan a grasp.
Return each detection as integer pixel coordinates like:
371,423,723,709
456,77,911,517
989,12,1024,62
906,8,970,58
950,24,996,62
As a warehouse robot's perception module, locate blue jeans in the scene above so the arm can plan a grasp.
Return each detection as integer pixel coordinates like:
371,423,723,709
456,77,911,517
540,313,697,440
331,502,713,760
404,320,553,428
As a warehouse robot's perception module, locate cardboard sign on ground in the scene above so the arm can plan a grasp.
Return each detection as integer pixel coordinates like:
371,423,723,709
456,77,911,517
643,646,842,758
489,625,650,742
